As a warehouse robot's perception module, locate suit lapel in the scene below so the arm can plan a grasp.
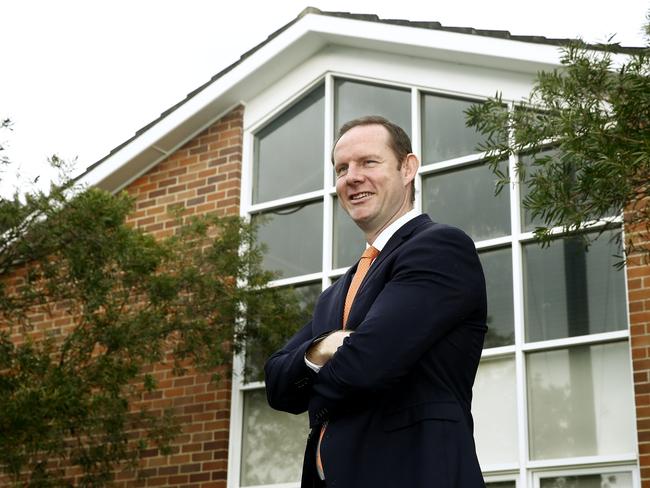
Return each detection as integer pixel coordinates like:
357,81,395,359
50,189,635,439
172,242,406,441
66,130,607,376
362,214,431,285
344,214,432,328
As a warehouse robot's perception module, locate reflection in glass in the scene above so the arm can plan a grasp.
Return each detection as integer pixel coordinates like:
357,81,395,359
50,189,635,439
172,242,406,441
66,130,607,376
473,357,518,466
540,472,632,488
333,197,367,269
241,389,309,486
254,85,324,203
519,150,559,232
422,162,510,242
479,247,514,347
421,93,485,163
254,201,323,278
527,342,635,460
519,150,619,232
245,282,322,382
523,230,627,342
334,79,411,137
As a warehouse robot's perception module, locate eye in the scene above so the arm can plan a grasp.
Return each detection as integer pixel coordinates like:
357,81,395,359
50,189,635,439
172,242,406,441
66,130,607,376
364,159,378,166
335,165,348,177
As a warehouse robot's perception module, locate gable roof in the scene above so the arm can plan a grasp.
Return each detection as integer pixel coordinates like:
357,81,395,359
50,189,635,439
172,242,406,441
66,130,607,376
78,7,644,192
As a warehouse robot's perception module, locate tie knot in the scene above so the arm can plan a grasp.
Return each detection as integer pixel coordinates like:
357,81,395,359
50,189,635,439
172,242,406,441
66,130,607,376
362,246,380,260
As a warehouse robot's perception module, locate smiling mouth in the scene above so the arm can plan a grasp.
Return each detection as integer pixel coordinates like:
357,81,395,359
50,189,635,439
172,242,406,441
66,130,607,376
350,192,373,202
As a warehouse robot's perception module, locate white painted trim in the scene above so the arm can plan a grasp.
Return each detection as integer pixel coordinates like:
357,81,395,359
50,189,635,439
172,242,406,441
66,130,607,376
521,330,629,352
412,87,423,213
248,190,325,214
267,273,323,289
239,381,265,391
475,235,514,250
528,455,638,471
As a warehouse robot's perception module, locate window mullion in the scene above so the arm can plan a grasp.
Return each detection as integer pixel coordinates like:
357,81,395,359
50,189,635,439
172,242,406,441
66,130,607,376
322,74,335,290
411,87,423,214
507,102,529,485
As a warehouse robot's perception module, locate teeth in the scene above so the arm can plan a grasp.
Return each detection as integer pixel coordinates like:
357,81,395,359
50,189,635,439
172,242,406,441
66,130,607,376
352,192,372,200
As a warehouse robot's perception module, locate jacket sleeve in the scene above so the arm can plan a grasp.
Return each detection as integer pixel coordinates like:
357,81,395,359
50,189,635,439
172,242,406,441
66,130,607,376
309,226,485,419
264,320,327,415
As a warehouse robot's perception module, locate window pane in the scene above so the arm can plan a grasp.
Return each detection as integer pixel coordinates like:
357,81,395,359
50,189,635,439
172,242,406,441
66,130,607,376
486,483,516,488
473,357,518,466
241,389,309,486
334,79,411,136
519,150,619,232
522,230,627,342
333,196,367,269
527,342,636,460
422,162,510,242
254,85,324,203
254,201,323,278
479,247,514,347
422,93,484,163
245,282,321,382
540,472,632,488
519,150,558,232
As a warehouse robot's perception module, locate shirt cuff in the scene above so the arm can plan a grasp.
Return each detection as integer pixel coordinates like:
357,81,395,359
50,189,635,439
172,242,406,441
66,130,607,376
304,354,322,373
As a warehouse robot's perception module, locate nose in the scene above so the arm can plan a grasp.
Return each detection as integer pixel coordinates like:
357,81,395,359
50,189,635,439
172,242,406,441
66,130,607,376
344,164,364,184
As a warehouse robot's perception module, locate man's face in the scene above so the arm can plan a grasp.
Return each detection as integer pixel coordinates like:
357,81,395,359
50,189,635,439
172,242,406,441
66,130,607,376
333,124,414,240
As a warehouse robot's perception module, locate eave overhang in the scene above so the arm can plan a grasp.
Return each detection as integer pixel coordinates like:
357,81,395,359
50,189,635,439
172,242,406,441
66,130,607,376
77,9,630,193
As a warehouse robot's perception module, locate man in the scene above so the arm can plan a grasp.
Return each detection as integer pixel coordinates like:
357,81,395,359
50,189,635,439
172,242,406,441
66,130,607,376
265,116,487,488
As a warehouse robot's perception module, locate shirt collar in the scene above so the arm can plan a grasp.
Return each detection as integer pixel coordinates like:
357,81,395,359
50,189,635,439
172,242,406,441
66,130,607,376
369,208,421,252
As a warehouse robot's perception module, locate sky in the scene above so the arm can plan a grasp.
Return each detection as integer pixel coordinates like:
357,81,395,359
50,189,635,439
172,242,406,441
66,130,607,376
0,0,648,195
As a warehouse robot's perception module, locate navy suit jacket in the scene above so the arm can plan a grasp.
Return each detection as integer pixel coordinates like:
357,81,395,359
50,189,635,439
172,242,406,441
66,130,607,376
265,214,487,488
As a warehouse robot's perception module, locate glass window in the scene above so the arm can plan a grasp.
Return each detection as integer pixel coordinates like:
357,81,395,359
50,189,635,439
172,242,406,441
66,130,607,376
245,282,321,382
479,247,514,347
539,472,633,488
253,85,324,203
522,230,627,342
254,201,323,278
333,196,367,269
334,79,411,137
519,150,620,233
473,357,518,465
421,93,485,163
519,150,558,232
527,342,636,460
422,161,510,242
240,388,309,486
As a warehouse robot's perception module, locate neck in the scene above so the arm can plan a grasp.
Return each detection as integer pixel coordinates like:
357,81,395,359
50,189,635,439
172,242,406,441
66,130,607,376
365,202,413,245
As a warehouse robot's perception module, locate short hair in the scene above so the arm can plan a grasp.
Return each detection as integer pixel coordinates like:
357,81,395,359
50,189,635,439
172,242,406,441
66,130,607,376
331,115,416,203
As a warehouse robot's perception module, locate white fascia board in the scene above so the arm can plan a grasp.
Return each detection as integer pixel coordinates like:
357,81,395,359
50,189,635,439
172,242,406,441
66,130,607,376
77,18,328,192
78,11,582,192
299,13,566,73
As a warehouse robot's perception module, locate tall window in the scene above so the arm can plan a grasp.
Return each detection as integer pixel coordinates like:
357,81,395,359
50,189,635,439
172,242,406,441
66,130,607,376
233,75,637,488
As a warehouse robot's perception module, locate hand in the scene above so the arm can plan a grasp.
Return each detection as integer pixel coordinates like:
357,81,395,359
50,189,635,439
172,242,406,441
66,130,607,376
306,330,352,367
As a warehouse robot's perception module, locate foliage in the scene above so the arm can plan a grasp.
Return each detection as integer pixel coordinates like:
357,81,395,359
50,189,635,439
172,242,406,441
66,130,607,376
0,129,302,485
466,35,650,258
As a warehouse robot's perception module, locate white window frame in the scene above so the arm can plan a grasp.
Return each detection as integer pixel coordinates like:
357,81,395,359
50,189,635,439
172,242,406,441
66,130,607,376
229,64,638,488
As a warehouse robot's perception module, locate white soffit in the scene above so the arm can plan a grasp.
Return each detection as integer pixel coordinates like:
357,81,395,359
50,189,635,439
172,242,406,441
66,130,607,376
78,11,566,193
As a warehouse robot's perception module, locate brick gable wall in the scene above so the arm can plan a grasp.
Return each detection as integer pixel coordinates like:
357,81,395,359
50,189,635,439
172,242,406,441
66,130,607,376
0,106,244,487
628,207,650,487
113,106,244,487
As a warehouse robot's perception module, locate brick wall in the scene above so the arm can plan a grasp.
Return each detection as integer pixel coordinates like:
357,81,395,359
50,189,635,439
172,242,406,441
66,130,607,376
114,105,244,487
628,205,650,487
0,105,244,487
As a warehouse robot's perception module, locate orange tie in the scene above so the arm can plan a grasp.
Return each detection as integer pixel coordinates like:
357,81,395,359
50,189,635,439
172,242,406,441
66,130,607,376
316,245,379,480
343,246,380,328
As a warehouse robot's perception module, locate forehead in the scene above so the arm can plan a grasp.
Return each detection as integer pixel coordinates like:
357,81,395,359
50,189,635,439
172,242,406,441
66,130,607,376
333,124,392,163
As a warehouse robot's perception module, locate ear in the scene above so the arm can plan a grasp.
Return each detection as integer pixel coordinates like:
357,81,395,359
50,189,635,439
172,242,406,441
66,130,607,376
401,153,419,186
